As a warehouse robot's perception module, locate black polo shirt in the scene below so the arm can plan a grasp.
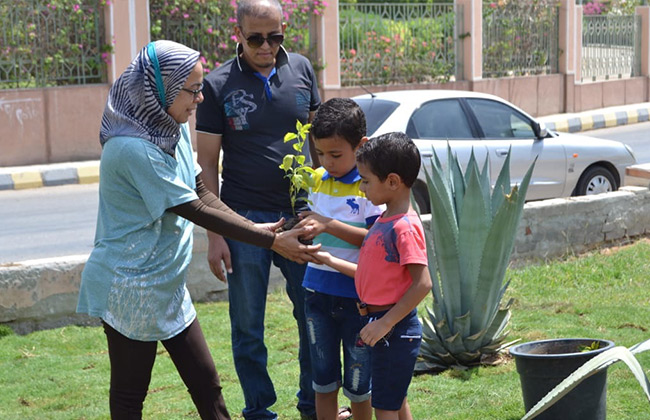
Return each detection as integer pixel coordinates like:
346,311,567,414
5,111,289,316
196,46,321,212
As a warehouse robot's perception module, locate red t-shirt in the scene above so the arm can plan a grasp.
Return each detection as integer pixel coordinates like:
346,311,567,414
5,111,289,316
355,210,428,305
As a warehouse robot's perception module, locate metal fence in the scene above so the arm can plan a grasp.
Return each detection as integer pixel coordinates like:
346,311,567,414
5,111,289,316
581,14,641,82
339,2,462,87
0,1,108,89
482,2,559,78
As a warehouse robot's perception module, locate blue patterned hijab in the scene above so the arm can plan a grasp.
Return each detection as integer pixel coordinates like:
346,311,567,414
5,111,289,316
99,40,200,155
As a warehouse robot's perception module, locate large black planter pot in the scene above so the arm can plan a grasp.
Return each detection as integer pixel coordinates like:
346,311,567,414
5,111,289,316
510,338,615,420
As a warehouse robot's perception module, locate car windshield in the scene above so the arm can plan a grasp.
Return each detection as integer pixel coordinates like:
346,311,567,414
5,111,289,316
353,98,400,136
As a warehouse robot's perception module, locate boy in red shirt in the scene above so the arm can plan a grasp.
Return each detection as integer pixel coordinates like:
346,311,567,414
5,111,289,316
314,132,432,420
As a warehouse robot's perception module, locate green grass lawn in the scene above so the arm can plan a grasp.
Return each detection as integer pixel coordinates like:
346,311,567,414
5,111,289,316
1,239,650,419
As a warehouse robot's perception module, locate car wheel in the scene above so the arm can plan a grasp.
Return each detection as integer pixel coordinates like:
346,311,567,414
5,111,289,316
412,183,430,214
573,166,617,196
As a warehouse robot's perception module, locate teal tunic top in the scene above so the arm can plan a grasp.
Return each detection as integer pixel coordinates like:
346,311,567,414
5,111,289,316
77,124,200,341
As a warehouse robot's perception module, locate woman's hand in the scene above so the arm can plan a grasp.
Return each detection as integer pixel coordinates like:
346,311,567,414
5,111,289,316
254,218,285,232
271,227,321,264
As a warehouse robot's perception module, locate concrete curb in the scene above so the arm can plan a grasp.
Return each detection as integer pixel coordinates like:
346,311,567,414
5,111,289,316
538,102,650,133
0,160,100,191
1,102,649,191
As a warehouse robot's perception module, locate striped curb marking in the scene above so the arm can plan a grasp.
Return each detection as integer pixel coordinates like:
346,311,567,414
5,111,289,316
0,165,100,191
545,104,650,133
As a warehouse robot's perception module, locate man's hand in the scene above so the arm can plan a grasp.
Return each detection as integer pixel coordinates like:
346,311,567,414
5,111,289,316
360,317,393,347
207,234,232,283
295,211,330,240
271,227,321,264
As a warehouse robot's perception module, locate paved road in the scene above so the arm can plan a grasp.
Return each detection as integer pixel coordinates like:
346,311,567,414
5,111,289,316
583,121,650,164
0,184,97,264
1,122,647,264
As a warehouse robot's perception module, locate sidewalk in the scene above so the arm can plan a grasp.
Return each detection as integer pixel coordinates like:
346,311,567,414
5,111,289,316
0,160,100,191
2,102,650,191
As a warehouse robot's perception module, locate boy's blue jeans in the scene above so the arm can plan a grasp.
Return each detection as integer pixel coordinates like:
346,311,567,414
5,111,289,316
225,209,315,420
367,308,422,411
304,290,372,401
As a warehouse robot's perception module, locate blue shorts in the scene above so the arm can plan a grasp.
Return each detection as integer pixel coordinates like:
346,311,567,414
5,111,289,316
367,308,422,411
304,290,372,402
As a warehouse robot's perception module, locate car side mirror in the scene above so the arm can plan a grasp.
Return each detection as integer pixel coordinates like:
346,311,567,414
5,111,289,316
532,121,548,139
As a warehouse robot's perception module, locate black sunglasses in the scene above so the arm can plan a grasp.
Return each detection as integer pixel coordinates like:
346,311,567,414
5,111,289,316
243,32,285,49
180,83,203,99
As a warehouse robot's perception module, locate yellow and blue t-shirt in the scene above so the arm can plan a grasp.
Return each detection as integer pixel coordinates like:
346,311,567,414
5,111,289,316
303,167,384,298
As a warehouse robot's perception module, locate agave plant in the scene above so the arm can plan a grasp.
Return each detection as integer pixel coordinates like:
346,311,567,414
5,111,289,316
415,146,535,371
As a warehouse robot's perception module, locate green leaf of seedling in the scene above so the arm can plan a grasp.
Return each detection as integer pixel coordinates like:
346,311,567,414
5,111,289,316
293,142,302,152
280,155,294,171
295,155,306,166
284,132,298,143
299,123,312,139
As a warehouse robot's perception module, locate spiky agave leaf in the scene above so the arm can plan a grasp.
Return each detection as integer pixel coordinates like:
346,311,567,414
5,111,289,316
521,339,650,420
457,153,491,318
423,158,461,324
416,148,535,372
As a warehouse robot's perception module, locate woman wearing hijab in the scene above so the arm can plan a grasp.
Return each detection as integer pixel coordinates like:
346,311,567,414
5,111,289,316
77,40,317,420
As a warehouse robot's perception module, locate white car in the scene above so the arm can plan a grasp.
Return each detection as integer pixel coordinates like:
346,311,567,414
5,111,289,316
352,90,637,212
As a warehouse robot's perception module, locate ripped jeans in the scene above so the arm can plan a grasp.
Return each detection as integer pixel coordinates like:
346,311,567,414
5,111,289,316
304,290,372,402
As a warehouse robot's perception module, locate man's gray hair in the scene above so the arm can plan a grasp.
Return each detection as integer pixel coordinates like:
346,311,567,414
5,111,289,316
236,0,283,26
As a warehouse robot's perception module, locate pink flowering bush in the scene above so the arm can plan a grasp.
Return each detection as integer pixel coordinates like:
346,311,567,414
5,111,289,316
583,1,608,15
586,0,644,15
150,0,326,73
1,0,114,88
339,5,456,85
482,0,560,78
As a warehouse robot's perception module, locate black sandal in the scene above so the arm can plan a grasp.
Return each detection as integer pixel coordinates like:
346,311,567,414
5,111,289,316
338,406,353,420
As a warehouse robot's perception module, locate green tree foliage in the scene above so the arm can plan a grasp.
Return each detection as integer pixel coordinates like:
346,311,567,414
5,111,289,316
0,0,113,88
149,0,326,73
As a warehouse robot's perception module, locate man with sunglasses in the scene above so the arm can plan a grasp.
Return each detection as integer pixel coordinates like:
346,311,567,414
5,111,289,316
195,0,321,419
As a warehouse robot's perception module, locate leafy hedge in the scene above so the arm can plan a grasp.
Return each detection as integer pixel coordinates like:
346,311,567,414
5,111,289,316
339,5,457,85
0,0,113,88
150,0,326,74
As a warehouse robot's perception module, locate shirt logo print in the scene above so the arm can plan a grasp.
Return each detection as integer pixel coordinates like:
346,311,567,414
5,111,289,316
224,89,257,131
369,222,399,263
346,198,360,214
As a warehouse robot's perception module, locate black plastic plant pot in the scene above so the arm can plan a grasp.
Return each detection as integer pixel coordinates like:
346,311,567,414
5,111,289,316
275,216,313,245
510,338,615,420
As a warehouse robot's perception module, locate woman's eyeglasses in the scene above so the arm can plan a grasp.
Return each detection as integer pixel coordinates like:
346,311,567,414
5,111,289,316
242,32,285,49
180,83,203,99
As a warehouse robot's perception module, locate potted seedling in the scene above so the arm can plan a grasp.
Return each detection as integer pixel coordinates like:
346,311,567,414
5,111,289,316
277,120,316,243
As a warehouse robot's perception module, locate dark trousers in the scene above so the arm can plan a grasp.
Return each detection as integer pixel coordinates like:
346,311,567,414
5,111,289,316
103,319,230,420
